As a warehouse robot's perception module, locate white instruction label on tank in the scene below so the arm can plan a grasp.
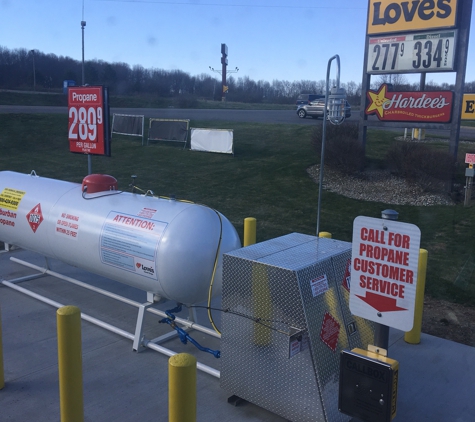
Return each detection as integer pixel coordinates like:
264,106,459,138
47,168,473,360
310,274,329,297
100,211,167,279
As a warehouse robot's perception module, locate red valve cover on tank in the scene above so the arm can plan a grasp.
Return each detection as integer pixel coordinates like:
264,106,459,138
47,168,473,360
82,174,118,193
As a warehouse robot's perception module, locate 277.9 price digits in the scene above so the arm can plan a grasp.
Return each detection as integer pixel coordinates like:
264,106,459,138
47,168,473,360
68,106,103,142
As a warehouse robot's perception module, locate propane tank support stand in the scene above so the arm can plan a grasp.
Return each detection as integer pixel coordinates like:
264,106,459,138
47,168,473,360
3,255,221,378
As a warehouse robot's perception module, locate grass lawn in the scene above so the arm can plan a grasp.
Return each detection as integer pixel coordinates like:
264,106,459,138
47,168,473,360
0,90,294,110
0,113,474,305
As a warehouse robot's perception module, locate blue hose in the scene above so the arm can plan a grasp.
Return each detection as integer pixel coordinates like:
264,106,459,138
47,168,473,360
159,306,221,359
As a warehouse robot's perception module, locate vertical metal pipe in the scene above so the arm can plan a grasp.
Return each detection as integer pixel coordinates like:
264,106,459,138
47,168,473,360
57,306,84,422
169,353,197,422
404,249,428,344
243,217,257,246
374,209,399,350
80,20,92,175
81,21,86,86
316,55,340,236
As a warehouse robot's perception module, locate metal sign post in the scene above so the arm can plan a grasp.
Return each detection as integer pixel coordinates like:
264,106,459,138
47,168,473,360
465,154,475,206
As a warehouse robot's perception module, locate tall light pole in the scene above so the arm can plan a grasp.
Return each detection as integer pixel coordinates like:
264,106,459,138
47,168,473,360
29,50,36,91
316,54,347,236
80,14,91,174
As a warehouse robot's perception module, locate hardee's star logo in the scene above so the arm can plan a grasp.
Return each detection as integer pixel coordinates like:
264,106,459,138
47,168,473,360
366,84,390,119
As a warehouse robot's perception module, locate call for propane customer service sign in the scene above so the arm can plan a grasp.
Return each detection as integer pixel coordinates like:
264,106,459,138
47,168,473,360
350,216,421,331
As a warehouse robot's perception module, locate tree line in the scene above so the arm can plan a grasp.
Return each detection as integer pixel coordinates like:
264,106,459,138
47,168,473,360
1,46,474,105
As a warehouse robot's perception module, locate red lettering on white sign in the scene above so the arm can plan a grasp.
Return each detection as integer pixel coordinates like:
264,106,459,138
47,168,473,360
350,216,421,331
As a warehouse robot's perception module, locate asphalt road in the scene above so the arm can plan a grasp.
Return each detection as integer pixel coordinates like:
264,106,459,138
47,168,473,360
1,104,474,139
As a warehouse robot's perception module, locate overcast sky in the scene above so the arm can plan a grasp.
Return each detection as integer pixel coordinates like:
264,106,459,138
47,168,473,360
1,0,474,86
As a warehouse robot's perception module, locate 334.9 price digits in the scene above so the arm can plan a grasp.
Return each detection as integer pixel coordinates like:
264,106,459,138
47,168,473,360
412,38,448,69
68,106,103,142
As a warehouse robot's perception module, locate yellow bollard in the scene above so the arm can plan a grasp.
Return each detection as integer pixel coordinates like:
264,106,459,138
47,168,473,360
1,305,4,390
169,353,197,422
405,249,428,344
243,217,257,246
57,306,84,422
318,232,332,238
252,263,272,346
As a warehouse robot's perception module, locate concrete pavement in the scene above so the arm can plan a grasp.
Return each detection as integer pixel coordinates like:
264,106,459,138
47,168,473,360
1,248,474,421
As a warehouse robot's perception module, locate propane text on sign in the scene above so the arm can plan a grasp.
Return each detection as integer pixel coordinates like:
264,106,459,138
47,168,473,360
350,216,421,331
356,228,413,300
0,207,17,227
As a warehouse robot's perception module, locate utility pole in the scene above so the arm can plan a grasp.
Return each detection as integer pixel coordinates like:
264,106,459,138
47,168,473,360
209,44,238,101
220,43,227,102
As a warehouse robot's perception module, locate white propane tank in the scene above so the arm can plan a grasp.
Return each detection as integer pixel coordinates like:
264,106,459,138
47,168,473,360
0,171,241,305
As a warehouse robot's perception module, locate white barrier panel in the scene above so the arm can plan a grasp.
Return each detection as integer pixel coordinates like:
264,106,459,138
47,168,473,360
190,128,234,155
111,114,145,145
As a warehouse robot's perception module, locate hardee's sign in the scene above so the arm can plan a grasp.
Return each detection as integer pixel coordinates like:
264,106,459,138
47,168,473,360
368,0,459,34
366,84,453,122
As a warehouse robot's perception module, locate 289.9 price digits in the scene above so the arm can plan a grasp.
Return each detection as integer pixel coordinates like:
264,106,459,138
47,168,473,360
68,106,103,142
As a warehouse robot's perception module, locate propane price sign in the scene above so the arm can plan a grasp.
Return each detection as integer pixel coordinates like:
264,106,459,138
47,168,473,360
350,216,421,331
367,30,456,74
68,86,111,156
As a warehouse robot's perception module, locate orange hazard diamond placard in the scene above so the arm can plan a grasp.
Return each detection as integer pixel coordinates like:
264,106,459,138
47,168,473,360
26,203,44,233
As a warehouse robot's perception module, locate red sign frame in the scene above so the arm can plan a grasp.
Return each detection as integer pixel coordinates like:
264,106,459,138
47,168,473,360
68,86,111,156
366,84,453,123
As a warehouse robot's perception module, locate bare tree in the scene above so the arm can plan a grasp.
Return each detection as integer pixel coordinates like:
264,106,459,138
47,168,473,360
375,73,410,90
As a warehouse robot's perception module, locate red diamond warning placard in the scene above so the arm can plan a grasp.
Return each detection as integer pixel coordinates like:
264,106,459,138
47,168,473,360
320,312,340,352
350,216,421,331
26,203,44,233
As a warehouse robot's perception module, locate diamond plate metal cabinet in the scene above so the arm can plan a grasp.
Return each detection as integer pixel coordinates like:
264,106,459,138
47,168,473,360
220,233,376,422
